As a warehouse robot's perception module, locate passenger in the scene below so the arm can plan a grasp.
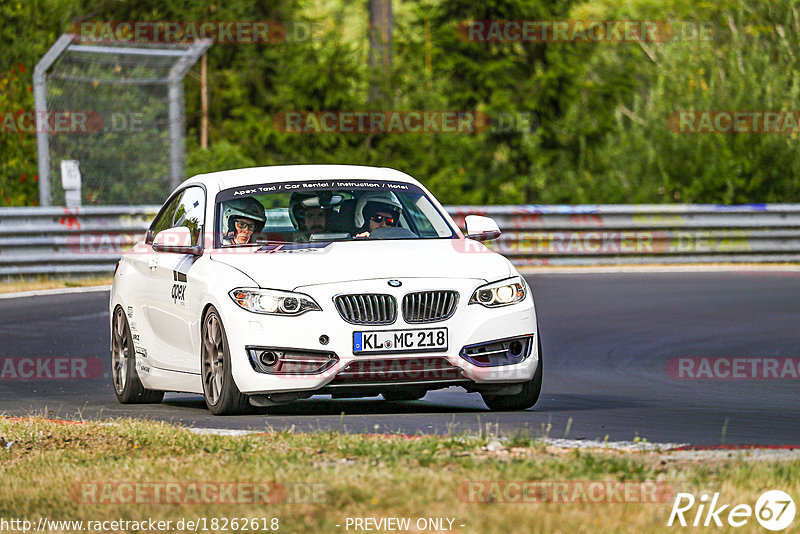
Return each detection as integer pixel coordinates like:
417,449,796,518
290,193,329,242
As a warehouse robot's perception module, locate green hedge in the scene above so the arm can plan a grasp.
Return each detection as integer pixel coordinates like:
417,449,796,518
2,0,799,206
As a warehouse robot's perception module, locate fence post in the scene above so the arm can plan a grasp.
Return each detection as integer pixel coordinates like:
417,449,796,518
34,34,75,207
167,39,212,191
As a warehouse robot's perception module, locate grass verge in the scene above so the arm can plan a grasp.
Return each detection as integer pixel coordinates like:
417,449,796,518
0,275,113,295
0,417,798,533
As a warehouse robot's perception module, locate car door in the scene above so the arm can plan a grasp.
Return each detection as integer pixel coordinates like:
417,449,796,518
145,186,206,373
125,191,182,371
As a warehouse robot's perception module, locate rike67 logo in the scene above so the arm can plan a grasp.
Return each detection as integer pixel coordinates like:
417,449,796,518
668,490,795,530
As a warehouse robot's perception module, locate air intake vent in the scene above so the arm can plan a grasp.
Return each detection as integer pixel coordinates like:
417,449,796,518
334,294,397,325
402,290,459,323
329,357,465,385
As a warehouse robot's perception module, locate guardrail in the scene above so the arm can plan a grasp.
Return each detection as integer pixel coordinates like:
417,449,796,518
0,206,158,275
0,204,798,275
448,204,800,266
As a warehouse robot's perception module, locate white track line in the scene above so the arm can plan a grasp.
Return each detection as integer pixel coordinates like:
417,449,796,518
184,426,687,451
8,420,796,459
543,438,688,451
0,285,111,300
187,427,264,437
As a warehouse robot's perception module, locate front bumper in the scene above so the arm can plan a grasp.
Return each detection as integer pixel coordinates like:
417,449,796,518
219,278,539,396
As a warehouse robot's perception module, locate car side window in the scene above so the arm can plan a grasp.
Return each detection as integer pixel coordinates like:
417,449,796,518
149,186,206,244
173,187,205,244
150,194,183,239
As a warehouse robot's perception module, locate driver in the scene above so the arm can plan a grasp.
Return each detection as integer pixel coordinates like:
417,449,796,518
354,191,403,238
221,197,266,245
290,192,329,242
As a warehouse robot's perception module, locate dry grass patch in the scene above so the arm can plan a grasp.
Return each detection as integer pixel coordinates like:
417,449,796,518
0,417,798,533
0,275,113,294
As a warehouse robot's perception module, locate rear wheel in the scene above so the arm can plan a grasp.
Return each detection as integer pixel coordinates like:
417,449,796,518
111,306,164,404
201,306,250,415
382,389,427,402
481,334,543,411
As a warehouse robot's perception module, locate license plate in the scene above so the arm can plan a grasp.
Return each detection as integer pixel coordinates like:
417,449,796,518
353,328,448,354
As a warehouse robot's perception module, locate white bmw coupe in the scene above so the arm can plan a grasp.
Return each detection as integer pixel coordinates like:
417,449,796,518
110,165,541,414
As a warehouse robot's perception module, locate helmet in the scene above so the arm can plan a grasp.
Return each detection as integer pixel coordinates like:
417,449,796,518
222,197,266,235
289,192,330,229
354,191,403,229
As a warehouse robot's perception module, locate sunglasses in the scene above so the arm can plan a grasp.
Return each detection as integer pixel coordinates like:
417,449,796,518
234,220,256,231
370,214,396,226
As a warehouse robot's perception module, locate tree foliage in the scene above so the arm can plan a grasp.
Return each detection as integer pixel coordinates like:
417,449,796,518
1,0,799,205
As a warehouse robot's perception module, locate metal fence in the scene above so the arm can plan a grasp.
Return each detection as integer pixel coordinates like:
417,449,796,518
1,204,799,276
0,206,158,275
34,35,210,207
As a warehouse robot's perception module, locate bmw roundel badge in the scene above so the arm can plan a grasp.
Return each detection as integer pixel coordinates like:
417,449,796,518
388,280,402,287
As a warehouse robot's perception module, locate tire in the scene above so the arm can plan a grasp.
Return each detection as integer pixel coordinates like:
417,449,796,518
481,333,543,412
382,389,427,402
111,306,164,404
201,306,250,415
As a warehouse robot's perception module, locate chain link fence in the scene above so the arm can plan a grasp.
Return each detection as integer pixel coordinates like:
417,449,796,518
34,35,209,206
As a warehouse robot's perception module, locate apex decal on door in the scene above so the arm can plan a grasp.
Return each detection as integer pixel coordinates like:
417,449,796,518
172,283,186,304
172,270,188,305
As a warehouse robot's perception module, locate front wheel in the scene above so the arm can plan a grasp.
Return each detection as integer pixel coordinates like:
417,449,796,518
201,306,250,415
481,334,543,411
111,306,164,404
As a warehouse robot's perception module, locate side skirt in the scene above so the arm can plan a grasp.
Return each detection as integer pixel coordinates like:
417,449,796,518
136,356,203,394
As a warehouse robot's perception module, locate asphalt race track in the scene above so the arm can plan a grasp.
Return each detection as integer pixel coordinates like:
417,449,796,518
1,271,798,446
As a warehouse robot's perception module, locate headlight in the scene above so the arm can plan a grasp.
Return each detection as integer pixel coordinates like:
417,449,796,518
469,276,527,308
229,288,321,316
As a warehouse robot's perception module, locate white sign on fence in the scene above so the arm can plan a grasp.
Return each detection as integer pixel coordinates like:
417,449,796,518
60,160,81,208
60,160,81,189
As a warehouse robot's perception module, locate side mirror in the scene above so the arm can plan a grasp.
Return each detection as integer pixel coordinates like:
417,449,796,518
153,227,203,256
464,215,501,241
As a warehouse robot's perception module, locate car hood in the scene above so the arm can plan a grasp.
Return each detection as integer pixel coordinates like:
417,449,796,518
210,239,514,289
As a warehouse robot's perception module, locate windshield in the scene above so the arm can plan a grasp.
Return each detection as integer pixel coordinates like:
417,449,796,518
215,179,457,247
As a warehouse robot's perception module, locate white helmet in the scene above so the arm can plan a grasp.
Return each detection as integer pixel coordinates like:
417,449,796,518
354,191,403,229
222,197,266,235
